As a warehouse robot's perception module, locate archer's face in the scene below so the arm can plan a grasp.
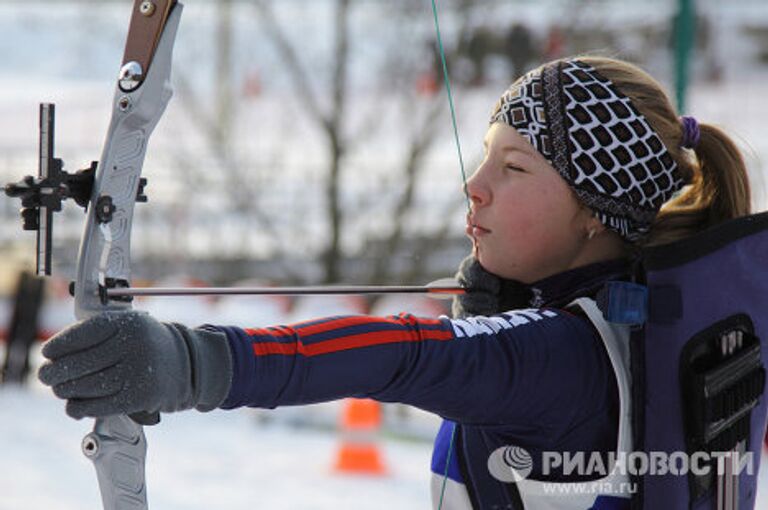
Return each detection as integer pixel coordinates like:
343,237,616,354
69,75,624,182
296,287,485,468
465,122,594,283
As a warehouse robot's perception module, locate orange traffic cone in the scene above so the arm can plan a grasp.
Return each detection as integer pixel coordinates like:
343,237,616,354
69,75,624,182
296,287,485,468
333,398,387,475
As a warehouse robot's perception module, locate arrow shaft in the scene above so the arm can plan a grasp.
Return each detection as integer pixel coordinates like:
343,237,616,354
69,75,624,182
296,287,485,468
107,285,465,297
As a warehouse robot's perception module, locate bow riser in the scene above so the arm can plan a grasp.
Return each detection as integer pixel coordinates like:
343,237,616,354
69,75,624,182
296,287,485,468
75,1,182,319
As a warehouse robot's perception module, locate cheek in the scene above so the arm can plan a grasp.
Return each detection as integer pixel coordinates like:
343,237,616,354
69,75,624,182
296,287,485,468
480,174,587,280
504,186,582,252
507,186,570,232
496,202,538,244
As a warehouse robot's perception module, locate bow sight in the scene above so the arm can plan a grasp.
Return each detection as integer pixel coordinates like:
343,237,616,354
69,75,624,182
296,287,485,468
4,104,148,277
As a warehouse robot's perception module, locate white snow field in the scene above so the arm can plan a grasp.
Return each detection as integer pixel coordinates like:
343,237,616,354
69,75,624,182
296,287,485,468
0,383,436,510
1,381,766,510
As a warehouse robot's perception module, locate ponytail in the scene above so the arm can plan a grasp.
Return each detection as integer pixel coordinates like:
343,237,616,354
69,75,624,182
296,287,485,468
577,56,752,247
643,123,751,246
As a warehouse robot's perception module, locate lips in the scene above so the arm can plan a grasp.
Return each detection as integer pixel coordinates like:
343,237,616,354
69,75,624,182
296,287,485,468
466,216,491,238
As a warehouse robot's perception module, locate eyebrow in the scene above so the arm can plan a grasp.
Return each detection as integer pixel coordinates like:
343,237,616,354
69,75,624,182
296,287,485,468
482,140,531,155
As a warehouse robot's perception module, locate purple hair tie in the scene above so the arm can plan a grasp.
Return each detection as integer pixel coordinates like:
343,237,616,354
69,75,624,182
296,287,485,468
680,115,700,149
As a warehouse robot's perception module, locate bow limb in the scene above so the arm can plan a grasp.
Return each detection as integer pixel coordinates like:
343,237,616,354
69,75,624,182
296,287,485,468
74,2,183,510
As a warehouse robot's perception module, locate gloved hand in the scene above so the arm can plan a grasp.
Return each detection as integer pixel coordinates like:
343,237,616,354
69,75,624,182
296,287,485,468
451,255,502,318
451,255,533,318
38,311,232,419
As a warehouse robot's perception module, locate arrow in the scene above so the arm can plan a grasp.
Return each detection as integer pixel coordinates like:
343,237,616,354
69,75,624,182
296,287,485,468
106,279,465,299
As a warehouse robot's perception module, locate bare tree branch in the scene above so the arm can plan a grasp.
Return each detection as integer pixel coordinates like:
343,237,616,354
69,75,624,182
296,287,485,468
366,0,476,283
253,0,352,283
170,51,306,280
321,0,352,282
252,0,327,129
368,96,445,283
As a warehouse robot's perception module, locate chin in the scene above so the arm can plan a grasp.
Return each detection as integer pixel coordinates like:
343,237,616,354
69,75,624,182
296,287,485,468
475,255,506,279
480,256,530,283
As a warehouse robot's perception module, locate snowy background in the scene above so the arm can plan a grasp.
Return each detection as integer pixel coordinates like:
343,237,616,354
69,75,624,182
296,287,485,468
1,293,447,509
0,382,436,510
0,373,766,509
2,0,768,508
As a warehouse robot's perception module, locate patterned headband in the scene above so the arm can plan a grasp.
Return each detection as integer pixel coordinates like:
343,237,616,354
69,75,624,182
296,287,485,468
490,59,685,241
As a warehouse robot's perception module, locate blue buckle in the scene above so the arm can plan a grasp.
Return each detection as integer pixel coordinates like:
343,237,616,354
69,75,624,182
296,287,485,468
597,281,648,325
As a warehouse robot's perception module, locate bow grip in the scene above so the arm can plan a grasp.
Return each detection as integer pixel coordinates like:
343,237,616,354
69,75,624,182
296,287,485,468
82,415,151,510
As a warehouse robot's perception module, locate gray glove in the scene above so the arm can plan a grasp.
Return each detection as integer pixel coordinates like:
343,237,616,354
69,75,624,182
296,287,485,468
451,255,533,318
38,311,232,419
451,255,501,318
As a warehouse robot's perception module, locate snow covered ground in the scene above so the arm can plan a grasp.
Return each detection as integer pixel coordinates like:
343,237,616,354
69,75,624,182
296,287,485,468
0,382,436,510
1,379,767,510
1,338,767,509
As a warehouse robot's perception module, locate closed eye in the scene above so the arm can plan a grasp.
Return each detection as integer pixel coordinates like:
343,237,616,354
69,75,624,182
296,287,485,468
506,165,525,172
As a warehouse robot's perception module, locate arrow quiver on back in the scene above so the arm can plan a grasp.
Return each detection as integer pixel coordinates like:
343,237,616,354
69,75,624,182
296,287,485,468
631,212,768,510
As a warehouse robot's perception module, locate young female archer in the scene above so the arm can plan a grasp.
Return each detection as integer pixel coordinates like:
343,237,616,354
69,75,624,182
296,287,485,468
38,56,759,509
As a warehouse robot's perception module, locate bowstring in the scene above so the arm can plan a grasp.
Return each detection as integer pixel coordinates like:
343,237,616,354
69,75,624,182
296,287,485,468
437,421,458,510
430,0,470,214
429,1,465,508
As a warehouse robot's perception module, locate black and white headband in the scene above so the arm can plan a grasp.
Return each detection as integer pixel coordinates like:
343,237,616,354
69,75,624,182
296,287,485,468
490,59,686,241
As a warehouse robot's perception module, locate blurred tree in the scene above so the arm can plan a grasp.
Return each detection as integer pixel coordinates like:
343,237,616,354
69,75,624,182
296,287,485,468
166,0,471,285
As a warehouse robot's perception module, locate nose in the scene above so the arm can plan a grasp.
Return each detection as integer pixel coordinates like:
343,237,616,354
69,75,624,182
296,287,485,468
465,164,490,209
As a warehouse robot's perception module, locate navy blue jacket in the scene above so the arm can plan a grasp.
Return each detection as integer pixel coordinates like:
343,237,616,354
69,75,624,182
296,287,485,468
214,262,625,508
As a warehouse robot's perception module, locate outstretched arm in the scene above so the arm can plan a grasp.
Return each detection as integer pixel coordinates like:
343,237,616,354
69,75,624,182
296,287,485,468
218,308,616,430
39,307,616,433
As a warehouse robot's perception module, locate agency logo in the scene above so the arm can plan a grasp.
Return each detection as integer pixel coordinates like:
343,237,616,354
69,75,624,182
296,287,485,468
487,446,755,484
488,445,533,483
